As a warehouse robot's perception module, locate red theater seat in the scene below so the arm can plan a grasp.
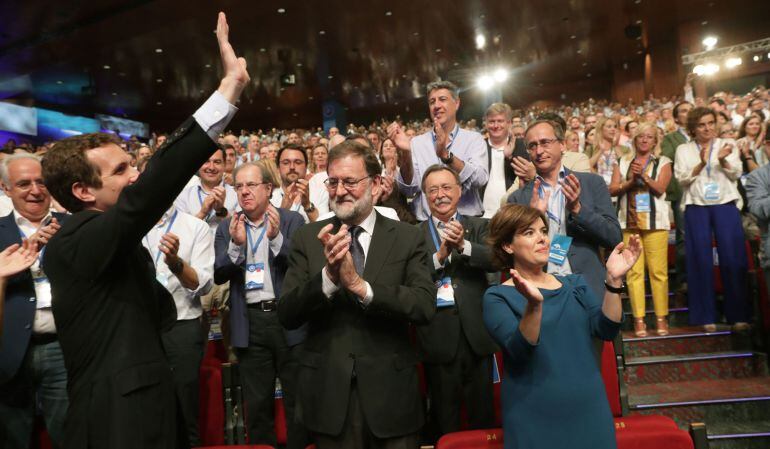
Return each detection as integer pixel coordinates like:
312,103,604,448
194,446,275,449
436,428,504,449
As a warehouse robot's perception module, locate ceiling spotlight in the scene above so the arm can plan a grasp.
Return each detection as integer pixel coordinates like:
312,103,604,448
56,80,63,84
725,57,742,69
754,55,761,62
693,63,719,76
702,36,718,50
260,48,266,52
156,101,162,105
476,74,494,91
205,64,211,68
493,68,509,82
277,8,286,13
475,34,486,50
155,48,163,53
156,78,163,83
103,65,111,69
111,92,117,96
385,11,392,16
328,75,333,79
319,30,326,35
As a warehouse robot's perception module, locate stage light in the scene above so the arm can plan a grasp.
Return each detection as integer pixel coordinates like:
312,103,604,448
693,64,719,76
476,34,486,50
477,74,495,91
725,57,742,69
754,55,761,62
702,36,718,50
493,68,509,82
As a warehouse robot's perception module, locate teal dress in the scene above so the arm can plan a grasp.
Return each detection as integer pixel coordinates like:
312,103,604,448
483,274,620,449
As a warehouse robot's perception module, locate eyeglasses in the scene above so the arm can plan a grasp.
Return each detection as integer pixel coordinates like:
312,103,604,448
696,120,716,129
426,184,459,197
13,179,47,192
279,159,306,167
234,182,270,192
526,138,561,151
324,176,372,191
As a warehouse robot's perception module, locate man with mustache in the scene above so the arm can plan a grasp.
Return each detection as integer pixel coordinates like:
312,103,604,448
387,80,489,221
279,141,435,449
416,164,498,441
270,143,319,223
40,12,249,448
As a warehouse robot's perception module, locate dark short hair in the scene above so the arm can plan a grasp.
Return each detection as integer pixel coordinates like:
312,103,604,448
421,164,460,193
536,113,567,136
686,107,716,138
673,101,692,124
276,143,307,165
709,97,726,107
426,80,459,101
524,119,565,143
487,204,549,270
42,133,122,213
327,140,381,177
345,133,373,150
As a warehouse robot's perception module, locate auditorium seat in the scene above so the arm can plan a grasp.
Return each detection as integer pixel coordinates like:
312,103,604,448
436,428,504,449
194,446,275,449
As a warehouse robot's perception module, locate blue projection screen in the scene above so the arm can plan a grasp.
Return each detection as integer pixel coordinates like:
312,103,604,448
0,102,37,136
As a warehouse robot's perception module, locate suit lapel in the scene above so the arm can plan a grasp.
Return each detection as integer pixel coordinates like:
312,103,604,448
362,212,396,283
0,212,23,246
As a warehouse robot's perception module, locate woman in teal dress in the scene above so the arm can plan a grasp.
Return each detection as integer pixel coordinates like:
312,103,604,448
483,204,641,449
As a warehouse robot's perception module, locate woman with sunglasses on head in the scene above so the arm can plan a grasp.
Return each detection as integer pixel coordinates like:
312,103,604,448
483,204,641,449
609,122,672,336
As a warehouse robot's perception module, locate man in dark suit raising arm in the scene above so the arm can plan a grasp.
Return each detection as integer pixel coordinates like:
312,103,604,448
40,12,249,449
279,141,436,449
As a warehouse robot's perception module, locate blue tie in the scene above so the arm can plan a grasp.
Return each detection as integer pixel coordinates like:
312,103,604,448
348,225,365,276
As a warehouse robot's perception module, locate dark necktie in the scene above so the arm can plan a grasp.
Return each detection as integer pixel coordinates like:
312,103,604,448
348,225,365,276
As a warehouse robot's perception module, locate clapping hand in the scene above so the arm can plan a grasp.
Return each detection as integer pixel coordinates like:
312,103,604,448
561,174,582,214
717,143,733,162
265,206,280,240
529,179,551,214
606,235,643,282
229,212,247,245
509,269,544,306
0,241,38,279
433,119,449,158
159,233,181,267
386,122,411,151
441,220,465,252
28,217,60,250
318,224,351,284
511,156,536,183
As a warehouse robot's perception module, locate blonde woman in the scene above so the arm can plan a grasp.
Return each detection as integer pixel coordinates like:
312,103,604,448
609,123,673,336
589,117,627,186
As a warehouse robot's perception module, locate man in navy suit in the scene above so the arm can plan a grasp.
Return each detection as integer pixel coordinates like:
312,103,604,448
0,154,68,448
507,119,622,298
214,160,306,448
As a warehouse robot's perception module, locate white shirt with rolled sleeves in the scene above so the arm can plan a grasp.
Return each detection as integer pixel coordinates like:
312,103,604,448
674,138,743,209
227,216,283,304
14,210,55,334
270,188,309,223
321,208,376,306
396,127,489,221
142,207,214,320
174,183,239,234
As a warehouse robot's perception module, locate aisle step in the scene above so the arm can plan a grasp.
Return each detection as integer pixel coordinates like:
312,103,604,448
622,325,750,357
624,351,767,384
628,378,770,428
706,420,770,449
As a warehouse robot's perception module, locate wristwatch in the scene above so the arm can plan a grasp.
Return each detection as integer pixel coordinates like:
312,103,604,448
168,258,184,275
215,207,228,217
440,151,454,164
604,280,626,294
304,203,316,213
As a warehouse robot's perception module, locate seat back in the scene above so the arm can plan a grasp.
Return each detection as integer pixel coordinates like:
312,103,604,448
436,428,504,449
600,341,622,417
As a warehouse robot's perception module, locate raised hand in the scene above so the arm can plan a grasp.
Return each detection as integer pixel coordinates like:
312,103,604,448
606,234,643,281
29,217,61,249
0,241,39,278
318,224,351,284
229,212,247,245
265,206,280,240
387,122,411,151
433,119,449,158
442,220,465,252
215,12,250,104
561,174,582,214
509,269,544,305
211,186,227,210
717,143,733,162
529,179,550,214
280,182,297,209
511,156,536,182
159,233,181,267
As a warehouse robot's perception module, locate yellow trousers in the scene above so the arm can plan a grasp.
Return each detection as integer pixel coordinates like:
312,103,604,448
623,230,669,318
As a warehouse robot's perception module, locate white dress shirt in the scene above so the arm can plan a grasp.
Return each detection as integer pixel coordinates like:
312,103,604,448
482,145,508,218
309,171,331,217
174,183,239,234
270,188,309,222
0,196,12,217
429,214,473,269
674,138,743,209
13,210,56,334
142,207,214,320
396,126,489,220
193,91,238,142
321,208,376,305
535,166,573,276
227,215,284,304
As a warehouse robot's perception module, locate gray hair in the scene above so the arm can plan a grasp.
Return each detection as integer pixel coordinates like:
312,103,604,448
0,152,41,186
426,80,459,101
232,161,274,188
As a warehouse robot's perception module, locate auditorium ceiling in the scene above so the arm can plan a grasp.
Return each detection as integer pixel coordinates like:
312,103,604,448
0,0,768,131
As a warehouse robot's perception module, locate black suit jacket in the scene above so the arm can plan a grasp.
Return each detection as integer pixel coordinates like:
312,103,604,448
0,211,67,384
44,118,217,449
214,208,307,348
479,137,527,199
415,215,498,364
278,212,436,438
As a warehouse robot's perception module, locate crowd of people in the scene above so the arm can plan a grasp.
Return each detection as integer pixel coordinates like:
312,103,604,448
2,11,770,449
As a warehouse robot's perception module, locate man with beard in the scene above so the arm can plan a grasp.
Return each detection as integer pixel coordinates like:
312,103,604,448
40,12,249,448
387,80,488,221
223,144,237,185
279,141,435,448
270,143,318,223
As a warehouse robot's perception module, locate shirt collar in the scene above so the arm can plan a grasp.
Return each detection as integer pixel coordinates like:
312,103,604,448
355,208,377,236
156,206,176,228
536,165,567,187
431,123,460,142
13,209,51,230
431,211,460,228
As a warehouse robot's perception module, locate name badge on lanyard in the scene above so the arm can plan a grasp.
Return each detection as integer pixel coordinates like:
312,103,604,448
245,217,268,291
436,277,455,308
18,226,52,309
635,193,651,213
548,235,572,266
701,141,721,202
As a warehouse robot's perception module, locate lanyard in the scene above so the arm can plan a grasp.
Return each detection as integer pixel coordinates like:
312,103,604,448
697,141,715,177
432,124,460,153
17,227,46,269
427,214,460,252
197,186,214,221
538,178,565,226
246,217,268,260
144,211,178,265
634,155,654,185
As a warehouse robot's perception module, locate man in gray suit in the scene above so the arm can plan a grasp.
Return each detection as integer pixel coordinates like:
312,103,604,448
507,119,621,298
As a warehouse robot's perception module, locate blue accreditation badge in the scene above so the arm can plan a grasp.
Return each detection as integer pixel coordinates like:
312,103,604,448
245,262,265,290
635,193,651,213
704,182,720,201
436,276,455,308
548,235,572,266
